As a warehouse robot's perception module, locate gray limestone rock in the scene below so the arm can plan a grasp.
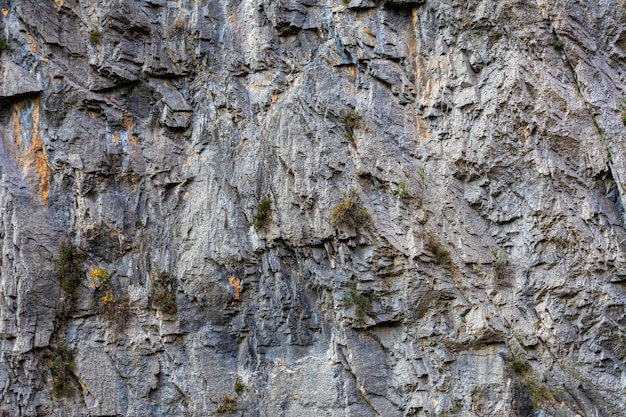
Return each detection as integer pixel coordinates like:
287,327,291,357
0,59,42,101
0,0,626,416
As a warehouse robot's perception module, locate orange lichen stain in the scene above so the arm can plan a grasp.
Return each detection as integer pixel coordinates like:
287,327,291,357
32,101,50,205
11,100,51,205
228,275,241,301
417,119,431,142
364,27,375,37
347,65,355,79
186,152,203,165
122,114,133,130
28,34,37,53
122,114,137,146
1,8,8,16
53,0,64,7
110,133,121,145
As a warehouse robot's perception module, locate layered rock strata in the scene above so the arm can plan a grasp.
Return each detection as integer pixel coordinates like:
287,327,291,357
1,0,626,416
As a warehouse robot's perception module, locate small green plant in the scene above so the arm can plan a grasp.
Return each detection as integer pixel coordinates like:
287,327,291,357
492,247,511,281
343,110,360,128
89,30,101,43
342,288,372,325
449,401,461,414
135,219,143,227
552,39,563,49
50,342,75,398
340,110,360,144
216,394,237,415
342,0,350,6
416,166,427,205
58,241,86,299
330,189,370,229
89,268,111,291
151,271,177,315
88,268,126,324
397,180,408,198
252,198,272,230
0,38,6,52
610,229,624,246
234,380,245,395
605,145,613,163
492,247,509,267
512,360,528,375
89,268,117,314
594,119,614,163
417,166,426,184
104,296,131,330
511,359,556,410
592,117,602,134
526,380,554,411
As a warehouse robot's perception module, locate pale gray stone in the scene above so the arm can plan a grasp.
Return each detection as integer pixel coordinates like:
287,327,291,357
0,0,625,416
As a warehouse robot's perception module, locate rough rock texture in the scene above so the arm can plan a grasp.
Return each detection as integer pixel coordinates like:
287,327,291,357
1,0,626,416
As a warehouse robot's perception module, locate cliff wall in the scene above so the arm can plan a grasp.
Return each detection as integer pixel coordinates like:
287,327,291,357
1,0,626,416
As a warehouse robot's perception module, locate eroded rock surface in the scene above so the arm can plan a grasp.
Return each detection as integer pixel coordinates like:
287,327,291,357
1,0,626,416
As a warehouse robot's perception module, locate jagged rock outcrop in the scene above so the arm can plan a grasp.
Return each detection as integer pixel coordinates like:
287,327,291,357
1,0,626,416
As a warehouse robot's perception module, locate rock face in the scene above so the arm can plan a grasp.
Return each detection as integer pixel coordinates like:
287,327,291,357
1,0,626,416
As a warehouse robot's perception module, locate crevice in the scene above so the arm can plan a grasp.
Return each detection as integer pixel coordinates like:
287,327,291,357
335,347,382,417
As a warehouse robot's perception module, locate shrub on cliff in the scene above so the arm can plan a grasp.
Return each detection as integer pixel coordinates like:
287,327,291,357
151,271,177,315
330,189,370,228
252,198,272,230
50,342,75,398
89,30,101,43
57,241,86,299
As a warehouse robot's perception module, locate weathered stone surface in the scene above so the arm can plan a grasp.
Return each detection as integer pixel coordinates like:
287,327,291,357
0,0,626,416
149,79,193,128
0,59,42,101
